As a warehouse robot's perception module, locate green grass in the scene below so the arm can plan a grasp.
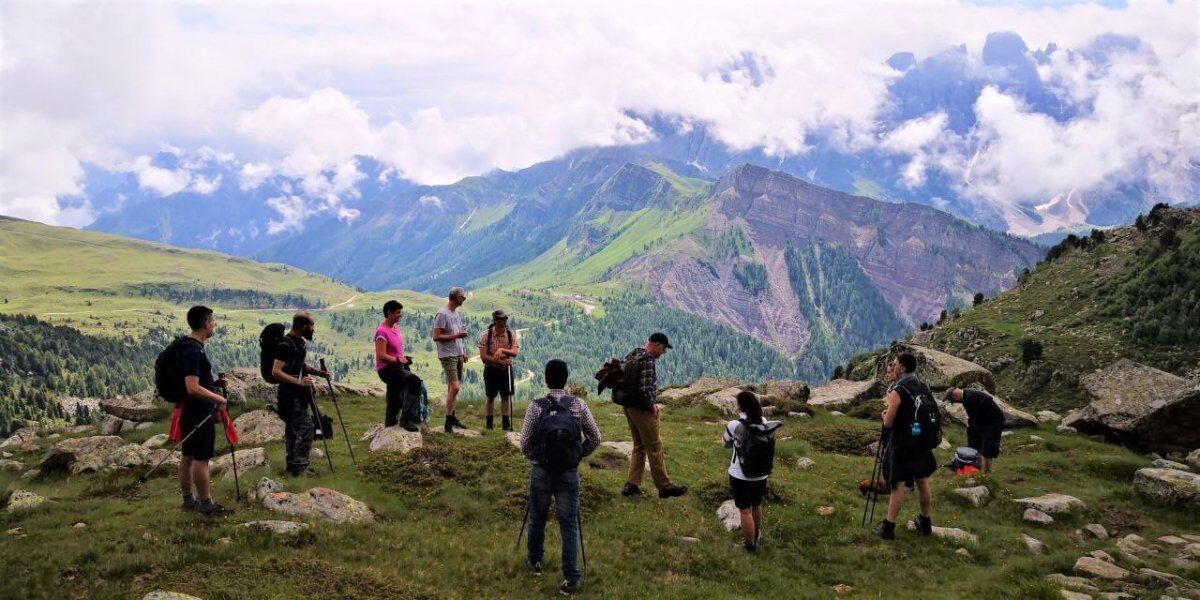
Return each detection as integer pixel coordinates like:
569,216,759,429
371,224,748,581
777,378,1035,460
3,392,1195,599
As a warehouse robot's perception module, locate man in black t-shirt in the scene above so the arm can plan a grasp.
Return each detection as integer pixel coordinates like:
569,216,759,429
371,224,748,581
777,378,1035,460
178,306,234,517
947,387,1005,473
271,311,329,476
875,352,936,541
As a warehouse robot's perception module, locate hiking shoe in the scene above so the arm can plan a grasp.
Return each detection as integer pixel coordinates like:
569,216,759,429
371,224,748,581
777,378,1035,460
916,515,933,536
873,520,896,541
401,422,420,433
526,560,543,577
197,501,235,518
742,542,758,552
658,484,688,499
559,580,579,596
621,483,645,497
181,495,198,511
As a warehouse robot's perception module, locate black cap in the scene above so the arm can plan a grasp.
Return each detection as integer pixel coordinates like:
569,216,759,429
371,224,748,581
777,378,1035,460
649,332,672,349
492,309,509,321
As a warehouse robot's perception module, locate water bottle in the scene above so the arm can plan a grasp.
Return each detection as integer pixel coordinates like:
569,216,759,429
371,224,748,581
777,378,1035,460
911,421,922,437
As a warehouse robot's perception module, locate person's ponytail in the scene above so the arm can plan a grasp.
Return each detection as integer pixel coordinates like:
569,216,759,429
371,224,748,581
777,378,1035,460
736,391,763,424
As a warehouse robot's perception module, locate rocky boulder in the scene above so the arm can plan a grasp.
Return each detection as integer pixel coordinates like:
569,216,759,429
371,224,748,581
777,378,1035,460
940,392,1037,429
906,521,978,544
211,446,268,477
368,426,423,454
241,520,310,535
0,459,24,473
704,387,745,416
98,395,161,422
659,378,739,405
716,500,740,531
6,490,47,514
1016,494,1085,514
1064,359,1200,452
232,410,285,445
808,379,880,408
262,486,375,524
331,381,384,398
1074,556,1131,580
40,435,150,474
143,591,202,600
1133,468,1200,508
221,367,277,405
874,343,994,392
953,486,991,507
99,415,137,436
1186,448,1200,471
142,434,169,449
756,380,811,403
0,426,38,449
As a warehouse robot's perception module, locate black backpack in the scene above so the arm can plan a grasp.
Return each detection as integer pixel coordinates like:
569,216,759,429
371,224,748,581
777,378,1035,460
895,378,942,451
732,419,783,478
259,323,288,383
533,395,582,472
154,337,201,403
610,354,645,407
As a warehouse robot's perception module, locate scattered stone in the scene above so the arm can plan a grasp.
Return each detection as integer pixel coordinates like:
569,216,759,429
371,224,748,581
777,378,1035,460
99,415,131,436
360,424,384,442
1084,524,1110,540
1153,459,1192,471
72,522,87,529
311,448,324,459
678,536,700,543
450,427,481,438
716,500,741,531
505,432,521,450
906,521,977,544
954,486,990,507
1183,543,1200,558
816,506,836,516
1098,593,1134,600
215,368,277,405
144,449,181,468
1016,493,1086,514
1090,550,1116,563
6,527,22,535
368,427,422,454
938,439,952,451
601,441,634,458
6,490,47,513
795,457,815,470
1065,359,1200,452
829,411,845,417
142,434,169,449
1137,568,1182,586
256,477,281,501
808,379,880,408
1038,410,1063,423
832,584,853,594
704,387,744,416
143,591,203,600
1059,592,1092,600
40,435,150,474
756,379,811,404
942,395,1037,428
1031,435,1046,442
1171,557,1198,570
788,411,810,419
0,459,24,473
1,451,10,458
1182,535,1200,543
1024,508,1055,525
1059,425,1079,434
242,520,310,535
1001,430,1014,437
99,396,160,422
1133,468,1200,508
1075,556,1132,580
1186,449,1200,471
0,427,39,449
1158,536,1187,546
659,378,739,404
1117,535,1152,556
232,410,286,445
135,422,154,431
20,470,37,481
878,344,995,391
1046,573,1100,592
217,537,232,545
211,447,268,477
262,487,374,524
1023,534,1045,554
955,547,971,558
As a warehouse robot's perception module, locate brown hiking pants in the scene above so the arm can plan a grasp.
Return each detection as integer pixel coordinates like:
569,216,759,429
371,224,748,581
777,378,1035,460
624,406,671,490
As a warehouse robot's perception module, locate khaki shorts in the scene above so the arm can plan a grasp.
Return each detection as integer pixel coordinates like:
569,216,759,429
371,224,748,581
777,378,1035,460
439,356,464,384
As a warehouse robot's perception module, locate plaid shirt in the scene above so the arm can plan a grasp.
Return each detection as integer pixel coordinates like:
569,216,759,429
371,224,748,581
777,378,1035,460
627,348,657,406
519,389,602,461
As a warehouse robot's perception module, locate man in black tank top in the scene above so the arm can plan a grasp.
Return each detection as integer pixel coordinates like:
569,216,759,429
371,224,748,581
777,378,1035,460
875,352,936,540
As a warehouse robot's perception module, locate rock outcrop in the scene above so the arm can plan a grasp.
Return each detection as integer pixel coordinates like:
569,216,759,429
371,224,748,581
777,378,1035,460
941,392,1037,428
6,490,47,514
262,486,375,524
1016,494,1085,514
40,436,150,474
0,427,39,449
232,410,285,445
211,447,268,477
704,387,744,416
242,520,310,535
875,344,995,392
99,395,161,422
1133,468,1200,508
808,379,880,407
367,427,423,454
1064,359,1200,451
659,378,739,404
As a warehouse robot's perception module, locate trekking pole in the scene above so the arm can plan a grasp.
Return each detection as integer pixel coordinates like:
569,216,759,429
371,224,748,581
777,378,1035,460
304,367,336,474
515,499,530,551
217,377,242,503
578,511,586,570
138,412,213,483
861,426,886,527
319,358,357,467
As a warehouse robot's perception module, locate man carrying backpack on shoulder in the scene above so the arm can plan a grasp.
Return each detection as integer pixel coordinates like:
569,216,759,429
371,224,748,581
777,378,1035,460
168,306,233,517
611,332,687,500
271,311,329,477
518,360,602,596
875,352,939,541
723,391,782,552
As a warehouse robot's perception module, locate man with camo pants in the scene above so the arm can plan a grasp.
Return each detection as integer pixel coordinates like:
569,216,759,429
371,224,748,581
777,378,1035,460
271,311,329,476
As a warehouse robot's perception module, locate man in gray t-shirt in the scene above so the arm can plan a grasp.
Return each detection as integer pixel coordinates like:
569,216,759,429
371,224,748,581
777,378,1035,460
432,287,469,432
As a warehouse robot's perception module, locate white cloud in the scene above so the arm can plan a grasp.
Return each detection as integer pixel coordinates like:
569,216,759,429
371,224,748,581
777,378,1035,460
130,155,192,196
265,195,309,235
189,174,222,195
1,1,1196,228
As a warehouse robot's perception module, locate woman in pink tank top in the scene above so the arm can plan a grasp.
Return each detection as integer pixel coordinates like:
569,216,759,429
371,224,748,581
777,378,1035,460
375,301,417,430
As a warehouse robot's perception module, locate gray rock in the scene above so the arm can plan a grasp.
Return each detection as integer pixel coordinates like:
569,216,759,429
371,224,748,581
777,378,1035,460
1089,550,1116,563
1074,556,1132,580
954,486,990,507
367,426,422,454
1116,534,1152,556
1152,459,1192,471
99,395,160,422
716,500,741,531
211,447,268,477
1084,524,1110,540
1186,448,1200,471
261,486,374,524
0,427,38,449
1022,534,1045,554
659,378,739,405
795,457,815,470
241,520,310,535
829,411,845,417
787,411,811,419
135,422,154,431
1038,410,1063,423
0,459,24,473
99,415,127,436
875,344,994,392
40,435,150,474
1046,573,1100,592
1058,425,1079,434
906,520,978,544
1137,567,1182,586
449,427,481,438
232,410,285,445
1024,508,1055,525
704,387,744,416
505,431,521,450
1058,592,1092,600
143,591,203,600
808,379,879,408
1016,493,1086,514
955,547,971,558
1133,468,1200,508
941,395,1037,428
1064,359,1200,452
1158,535,1187,546
256,477,281,501
6,490,47,514
142,434,169,449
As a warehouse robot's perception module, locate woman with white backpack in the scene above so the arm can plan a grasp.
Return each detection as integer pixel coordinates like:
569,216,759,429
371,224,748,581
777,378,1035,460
722,391,783,552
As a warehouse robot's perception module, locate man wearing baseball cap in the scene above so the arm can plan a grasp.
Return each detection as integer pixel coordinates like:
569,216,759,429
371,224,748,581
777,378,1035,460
479,309,520,431
613,332,688,499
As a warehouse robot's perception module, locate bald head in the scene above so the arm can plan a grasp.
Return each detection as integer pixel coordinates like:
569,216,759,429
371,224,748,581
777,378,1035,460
292,310,315,340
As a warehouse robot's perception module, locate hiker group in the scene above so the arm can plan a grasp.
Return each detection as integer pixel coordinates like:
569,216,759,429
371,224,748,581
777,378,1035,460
154,289,1011,596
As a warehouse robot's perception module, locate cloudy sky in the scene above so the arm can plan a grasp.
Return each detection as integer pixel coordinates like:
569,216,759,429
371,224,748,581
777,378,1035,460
1,0,1196,227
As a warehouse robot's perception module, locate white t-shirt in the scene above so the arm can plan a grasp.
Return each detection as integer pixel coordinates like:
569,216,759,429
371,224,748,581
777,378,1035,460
723,416,780,482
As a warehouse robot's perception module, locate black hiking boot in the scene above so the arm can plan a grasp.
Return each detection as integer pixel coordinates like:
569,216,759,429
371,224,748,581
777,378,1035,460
181,494,197,511
658,483,688,499
742,542,758,552
486,416,494,430
559,580,580,596
916,515,933,536
443,416,453,434
874,519,896,540
197,500,235,518
400,422,420,433
526,560,543,577
502,416,512,432
451,415,467,429
621,483,645,497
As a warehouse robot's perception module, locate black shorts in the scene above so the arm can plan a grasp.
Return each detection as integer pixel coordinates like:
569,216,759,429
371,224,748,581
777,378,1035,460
968,423,1003,459
729,475,767,509
179,400,216,461
884,446,938,489
483,365,514,399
